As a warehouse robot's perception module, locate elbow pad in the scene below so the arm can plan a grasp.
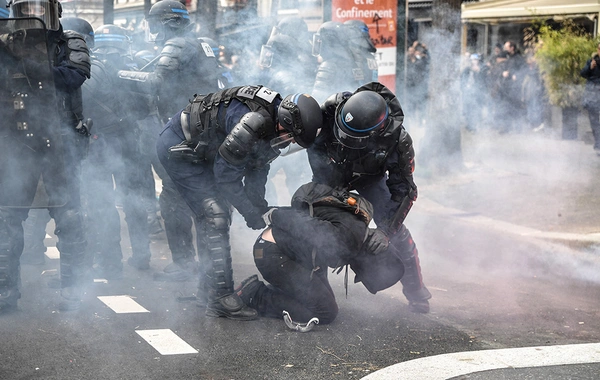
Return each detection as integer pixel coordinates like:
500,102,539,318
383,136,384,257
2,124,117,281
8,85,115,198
397,128,415,178
63,31,91,78
218,112,270,166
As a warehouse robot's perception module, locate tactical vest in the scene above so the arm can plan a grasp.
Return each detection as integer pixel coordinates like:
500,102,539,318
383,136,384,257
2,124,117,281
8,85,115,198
182,85,281,161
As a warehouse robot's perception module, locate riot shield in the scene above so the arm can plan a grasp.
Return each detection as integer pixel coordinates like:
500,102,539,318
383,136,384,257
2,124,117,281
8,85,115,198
0,18,67,208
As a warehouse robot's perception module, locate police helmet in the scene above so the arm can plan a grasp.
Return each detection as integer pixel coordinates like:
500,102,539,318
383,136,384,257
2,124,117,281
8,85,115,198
61,17,94,48
275,93,322,149
146,0,190,42
334,91,389,149
344,19,376,53
93,24,131,56
1,0,11,18
312,21,345,57
9,0,60,30
259,34,297,68
269,16,308,41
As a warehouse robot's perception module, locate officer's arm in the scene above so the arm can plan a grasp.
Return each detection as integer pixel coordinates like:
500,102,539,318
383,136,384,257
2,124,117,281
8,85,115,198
52,31,91,91
243,164,269,211
381,128,418,235
117,37,186,94
215,112,271,225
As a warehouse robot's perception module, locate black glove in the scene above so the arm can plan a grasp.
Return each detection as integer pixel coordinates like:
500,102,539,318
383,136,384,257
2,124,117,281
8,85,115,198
244,210,267,230
365,228,389,255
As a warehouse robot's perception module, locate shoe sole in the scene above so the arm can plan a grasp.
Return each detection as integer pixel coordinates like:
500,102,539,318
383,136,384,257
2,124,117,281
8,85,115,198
205,307,258,321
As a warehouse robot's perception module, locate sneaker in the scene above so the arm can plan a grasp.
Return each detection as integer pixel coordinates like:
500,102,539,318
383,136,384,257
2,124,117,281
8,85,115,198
127,256,150,270
59,286,82,311
408,300,430,314
205,293,258,321
235,275,261,308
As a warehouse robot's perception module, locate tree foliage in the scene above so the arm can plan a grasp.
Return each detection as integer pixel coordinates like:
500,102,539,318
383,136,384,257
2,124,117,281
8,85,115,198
534,20,598,108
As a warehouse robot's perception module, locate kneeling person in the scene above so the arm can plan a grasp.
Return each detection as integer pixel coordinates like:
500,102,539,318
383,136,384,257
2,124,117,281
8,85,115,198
236,182,405,325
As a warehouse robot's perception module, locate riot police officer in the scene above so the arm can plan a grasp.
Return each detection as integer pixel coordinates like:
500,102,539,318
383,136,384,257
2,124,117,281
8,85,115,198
344,19,378,84
79,24,153,278
311,21,366,103
118,0,224,275
156,86,322,320
307,82,432,313
0,0,91,312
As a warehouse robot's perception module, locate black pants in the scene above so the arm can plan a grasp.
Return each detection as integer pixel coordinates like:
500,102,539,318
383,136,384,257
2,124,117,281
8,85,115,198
252,238,338,324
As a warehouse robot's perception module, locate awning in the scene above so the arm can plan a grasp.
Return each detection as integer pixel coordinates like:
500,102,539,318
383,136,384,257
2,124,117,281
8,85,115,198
462,0,600,23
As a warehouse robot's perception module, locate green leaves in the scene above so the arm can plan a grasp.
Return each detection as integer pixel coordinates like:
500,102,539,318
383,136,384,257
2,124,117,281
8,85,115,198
534,20,598,107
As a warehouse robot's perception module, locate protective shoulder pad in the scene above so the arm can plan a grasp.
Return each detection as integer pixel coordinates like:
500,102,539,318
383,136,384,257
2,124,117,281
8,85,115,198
64,30,91,78
218,112,269,166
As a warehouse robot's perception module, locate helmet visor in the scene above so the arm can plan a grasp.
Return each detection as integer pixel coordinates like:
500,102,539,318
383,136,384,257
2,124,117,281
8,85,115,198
333,122,370,149
270,132,294,152
9,0,60,30
312,33,322,57
259,44,274,68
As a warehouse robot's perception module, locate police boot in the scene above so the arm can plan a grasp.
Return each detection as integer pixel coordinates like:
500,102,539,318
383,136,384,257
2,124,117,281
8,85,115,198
154,259,198,282
59,286,82,311
0,288,20,314
391,226,431,314
205,293,258,321
127,255,150,270
57,239,89,311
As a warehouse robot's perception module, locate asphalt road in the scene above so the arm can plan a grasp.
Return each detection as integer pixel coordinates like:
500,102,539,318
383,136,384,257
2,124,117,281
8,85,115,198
2,196,599,380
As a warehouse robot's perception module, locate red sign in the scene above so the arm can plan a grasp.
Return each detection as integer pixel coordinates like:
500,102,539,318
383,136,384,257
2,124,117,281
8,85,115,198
332,0,398,91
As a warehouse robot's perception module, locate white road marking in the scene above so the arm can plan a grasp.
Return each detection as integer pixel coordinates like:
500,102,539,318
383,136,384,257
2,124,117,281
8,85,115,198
45,247,60,259
97,295,150,313
361,343,600,380
136,329,198,355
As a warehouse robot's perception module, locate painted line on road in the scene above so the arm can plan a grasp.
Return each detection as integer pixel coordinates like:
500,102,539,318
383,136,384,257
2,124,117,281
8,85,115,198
97,295,150,313
45,247,60,259
361,342,600,380
136,329,198,355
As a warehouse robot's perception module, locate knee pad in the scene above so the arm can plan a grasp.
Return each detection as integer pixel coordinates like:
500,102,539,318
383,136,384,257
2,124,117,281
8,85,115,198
52,209,84,239
201,198,231,231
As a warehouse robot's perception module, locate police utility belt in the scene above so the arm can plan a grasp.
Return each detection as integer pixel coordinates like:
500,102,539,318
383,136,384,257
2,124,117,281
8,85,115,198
167,111,206,164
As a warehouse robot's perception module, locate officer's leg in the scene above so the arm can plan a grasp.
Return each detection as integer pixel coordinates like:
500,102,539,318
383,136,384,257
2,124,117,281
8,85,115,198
358,178,431,313
0,208,28,312
389,225,431,313
158,181,195,265
245,238,338,324
50,206,88,311
46,132,89,311
21,207,51,265
81,136,123,278
201,197,257,320
117,133,152,269
153,144,196,275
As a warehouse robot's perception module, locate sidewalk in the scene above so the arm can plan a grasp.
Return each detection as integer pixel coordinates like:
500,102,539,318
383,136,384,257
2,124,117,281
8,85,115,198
411,126,600,247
